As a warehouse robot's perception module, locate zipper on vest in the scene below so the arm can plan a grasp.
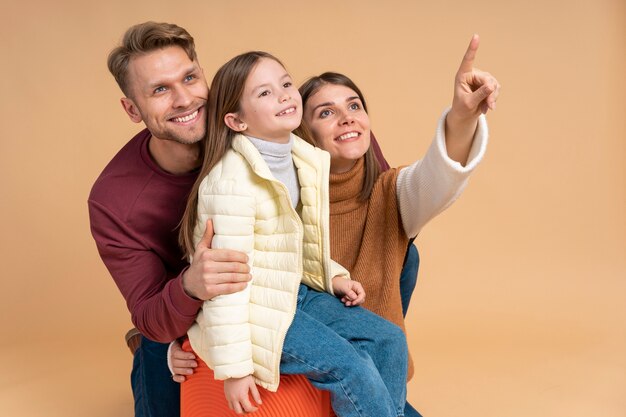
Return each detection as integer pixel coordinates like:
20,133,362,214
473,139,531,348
318,151,333,292
267,178,303,388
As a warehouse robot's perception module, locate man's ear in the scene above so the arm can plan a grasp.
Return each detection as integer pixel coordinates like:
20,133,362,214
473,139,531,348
224,113,247,132
120,97,143,123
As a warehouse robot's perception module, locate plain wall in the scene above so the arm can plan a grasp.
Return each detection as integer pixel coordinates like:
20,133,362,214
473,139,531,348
1,0,624,416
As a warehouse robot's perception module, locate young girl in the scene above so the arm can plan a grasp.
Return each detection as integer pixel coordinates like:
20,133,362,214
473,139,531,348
179,51,409,417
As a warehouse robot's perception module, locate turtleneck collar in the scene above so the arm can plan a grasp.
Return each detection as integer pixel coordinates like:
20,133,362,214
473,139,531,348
245,134,293,160
329,157,366,212
245,134,300,209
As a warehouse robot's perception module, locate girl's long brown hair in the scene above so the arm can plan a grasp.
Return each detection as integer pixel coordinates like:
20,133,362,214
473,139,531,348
294,72,380,201
179,51,284,258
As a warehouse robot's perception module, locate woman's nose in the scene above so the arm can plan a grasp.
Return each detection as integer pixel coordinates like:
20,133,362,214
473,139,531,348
339,111,355,124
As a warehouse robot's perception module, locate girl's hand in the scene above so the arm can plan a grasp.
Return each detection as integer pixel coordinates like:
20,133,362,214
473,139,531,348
332,276,366,306
224,375,262,414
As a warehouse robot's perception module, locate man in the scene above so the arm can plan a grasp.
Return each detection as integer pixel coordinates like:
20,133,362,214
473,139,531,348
88,22,251,417
90,21,421,417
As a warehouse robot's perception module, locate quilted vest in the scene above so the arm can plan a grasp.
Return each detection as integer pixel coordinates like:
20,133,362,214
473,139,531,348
187,134,349,391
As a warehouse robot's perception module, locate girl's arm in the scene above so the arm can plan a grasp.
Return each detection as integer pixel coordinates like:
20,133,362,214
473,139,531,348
396,108,488,238
190,175,257,381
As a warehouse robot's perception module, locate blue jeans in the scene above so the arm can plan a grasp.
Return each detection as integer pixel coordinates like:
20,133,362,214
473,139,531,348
128,243,422,417
400,243,422,417
400,242,420,317
131,336,179,417
280,284,408,417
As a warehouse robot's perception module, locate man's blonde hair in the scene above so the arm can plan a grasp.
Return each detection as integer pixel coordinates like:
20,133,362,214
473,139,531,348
107,21,197,96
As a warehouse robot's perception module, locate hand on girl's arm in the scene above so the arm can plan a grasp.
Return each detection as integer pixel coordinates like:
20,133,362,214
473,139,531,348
446,34,500,166
224,375,262,414
182,219,252,301
332,276,366,306
169,340,197,383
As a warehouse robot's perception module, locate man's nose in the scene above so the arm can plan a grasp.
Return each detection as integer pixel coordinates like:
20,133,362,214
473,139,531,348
172,85,193,108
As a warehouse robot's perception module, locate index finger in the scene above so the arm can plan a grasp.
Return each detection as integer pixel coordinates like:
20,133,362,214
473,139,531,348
458,34,480,74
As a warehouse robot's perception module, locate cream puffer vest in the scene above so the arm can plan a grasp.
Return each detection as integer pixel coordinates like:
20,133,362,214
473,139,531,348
187,134,350,392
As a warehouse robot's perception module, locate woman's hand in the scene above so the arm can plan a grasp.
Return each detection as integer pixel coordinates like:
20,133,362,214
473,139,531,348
169,340,198,383
451,34,500,119
224,375,262,414
332,276,366,306
446,34,501,165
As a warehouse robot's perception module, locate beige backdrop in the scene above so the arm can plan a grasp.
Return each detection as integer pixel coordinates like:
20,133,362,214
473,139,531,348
1,0,624,416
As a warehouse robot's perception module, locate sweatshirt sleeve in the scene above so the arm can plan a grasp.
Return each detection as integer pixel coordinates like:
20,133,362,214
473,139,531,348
189,176,256,380
396,108,488,238
88,199,203,342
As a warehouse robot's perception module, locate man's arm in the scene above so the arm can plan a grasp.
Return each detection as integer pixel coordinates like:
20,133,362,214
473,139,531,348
89,200,250,342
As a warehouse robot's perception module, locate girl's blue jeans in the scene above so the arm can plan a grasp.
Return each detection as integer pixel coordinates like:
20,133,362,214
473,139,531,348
279,284,408,417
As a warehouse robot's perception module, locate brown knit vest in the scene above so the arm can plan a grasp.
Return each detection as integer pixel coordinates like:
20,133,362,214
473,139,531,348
329,157,414,379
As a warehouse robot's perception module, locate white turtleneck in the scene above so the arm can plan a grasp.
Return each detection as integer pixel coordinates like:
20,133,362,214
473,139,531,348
246,134,300,208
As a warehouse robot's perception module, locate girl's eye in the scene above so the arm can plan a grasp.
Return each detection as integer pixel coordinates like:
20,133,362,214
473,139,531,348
319,109,332,119
283,82,292,88
259,90,270,97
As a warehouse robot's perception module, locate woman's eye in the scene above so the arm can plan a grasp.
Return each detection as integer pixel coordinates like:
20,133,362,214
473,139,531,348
184,75,195,82
349,102,360,110
319,109,332,118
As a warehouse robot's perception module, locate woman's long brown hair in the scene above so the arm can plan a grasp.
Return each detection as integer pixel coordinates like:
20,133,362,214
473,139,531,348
179,51,284,258
294,72,380,201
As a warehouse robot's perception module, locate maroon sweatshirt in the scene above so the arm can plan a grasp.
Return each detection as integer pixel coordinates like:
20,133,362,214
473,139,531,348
88,129,388,342
88,129,202,342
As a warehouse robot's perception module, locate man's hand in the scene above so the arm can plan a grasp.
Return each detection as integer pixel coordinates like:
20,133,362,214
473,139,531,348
332,276,366,307
170,340,197,383
224,375,262,414
446,34,501,165
182,219,251,301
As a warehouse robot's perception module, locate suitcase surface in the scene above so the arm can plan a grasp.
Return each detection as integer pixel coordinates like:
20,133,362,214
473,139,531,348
181,339,336,417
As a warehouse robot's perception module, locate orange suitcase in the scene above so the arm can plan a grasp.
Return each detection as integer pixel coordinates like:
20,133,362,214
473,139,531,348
181,339,336,417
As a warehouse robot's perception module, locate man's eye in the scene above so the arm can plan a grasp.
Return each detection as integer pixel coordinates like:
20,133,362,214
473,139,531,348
154,86,166,94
